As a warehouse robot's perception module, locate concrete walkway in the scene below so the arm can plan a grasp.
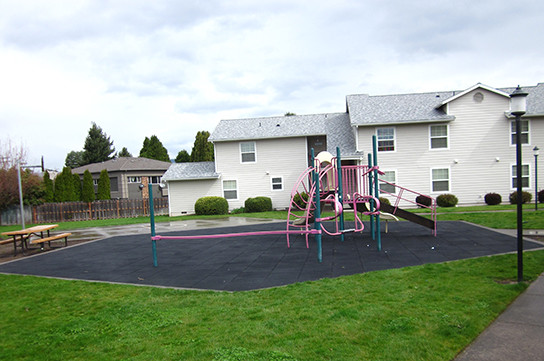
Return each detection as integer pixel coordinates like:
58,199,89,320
454,272,544,361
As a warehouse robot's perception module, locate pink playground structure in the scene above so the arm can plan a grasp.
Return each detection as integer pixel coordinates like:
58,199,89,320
149,136,436,266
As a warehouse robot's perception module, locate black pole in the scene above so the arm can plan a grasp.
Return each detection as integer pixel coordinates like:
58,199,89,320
536,153,539,211
515,114,523,282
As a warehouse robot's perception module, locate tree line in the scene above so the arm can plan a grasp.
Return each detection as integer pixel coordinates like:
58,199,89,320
65,123,213,168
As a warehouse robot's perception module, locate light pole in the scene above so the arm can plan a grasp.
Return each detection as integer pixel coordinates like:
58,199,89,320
534,146,540,211
510,85,528,283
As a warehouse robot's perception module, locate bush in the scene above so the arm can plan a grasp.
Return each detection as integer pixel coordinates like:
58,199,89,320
415,195,433,208
436,194,458,207
293,192,309,209
244,196,272,213
484,193,502,206
509,191,532,204
379,197,391,206
539,189,544,203
230,207,246,214
194,196,228,215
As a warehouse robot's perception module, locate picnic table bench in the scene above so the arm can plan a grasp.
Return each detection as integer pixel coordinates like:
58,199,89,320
1,225,71,256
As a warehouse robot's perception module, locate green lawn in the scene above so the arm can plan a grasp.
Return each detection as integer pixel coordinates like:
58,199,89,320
1,251,543,361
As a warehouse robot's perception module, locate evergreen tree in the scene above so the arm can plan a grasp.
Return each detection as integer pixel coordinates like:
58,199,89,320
43,171,55,202
72,173,82,201
118,147,132,157
175,149,191,163
139,135,170,161
54,167,76,202
97,169,111,200
65,150,85,168
81,170,95,202
82,122,115,165
190,131,214,162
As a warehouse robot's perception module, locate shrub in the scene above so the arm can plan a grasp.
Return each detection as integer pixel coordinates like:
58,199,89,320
293,192,309,209
415,195,433,208
379,197,391,206
484,193,502,206
509,191,532,204
230,207,246,214
194,196,228,215
436,194,458,207
539,189,544,203
244,196,272,213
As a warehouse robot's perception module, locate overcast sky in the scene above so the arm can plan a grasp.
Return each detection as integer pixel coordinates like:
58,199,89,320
1,0,543,171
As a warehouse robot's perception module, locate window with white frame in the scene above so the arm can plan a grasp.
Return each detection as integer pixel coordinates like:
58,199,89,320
271,176,283,191
430,124,448,149
240,142,256,163
431,168,450,192
127,176,141,183
148,176,161,184
510,120,529,145
511,164,530,188
223,180,238,199
379,171,396,194
377,127,395,151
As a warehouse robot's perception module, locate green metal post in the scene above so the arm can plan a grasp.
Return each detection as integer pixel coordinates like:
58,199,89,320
372,135,382,251
149,183,158,267
337,147,345,241
312,148,322,263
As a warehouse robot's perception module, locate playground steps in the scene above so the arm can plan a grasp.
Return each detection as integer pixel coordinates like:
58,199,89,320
379,203,435,230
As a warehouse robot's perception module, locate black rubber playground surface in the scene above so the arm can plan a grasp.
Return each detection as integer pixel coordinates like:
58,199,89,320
0,221,542,291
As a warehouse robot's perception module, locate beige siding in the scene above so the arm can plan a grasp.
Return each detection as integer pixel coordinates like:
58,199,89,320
215,137,308,210
357,89,542,205
167,179,221,216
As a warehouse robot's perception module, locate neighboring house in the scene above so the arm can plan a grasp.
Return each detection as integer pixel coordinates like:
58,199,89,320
163,83,544,215
72,157,171,199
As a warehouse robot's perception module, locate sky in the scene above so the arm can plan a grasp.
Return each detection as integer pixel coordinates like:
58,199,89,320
1,0,544,171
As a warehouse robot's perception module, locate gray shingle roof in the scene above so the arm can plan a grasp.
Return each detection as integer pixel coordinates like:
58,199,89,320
499,83,544,116
72,157,172,174
346,91,455,126
162,162,219,181
209,113,330,142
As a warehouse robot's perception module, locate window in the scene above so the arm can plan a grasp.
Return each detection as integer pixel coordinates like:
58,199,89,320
430,125,448,149
240,142,256,163
149,176,161,184
511,120,529,145
128,176,141,183
432,168,450,192
511,164,530,188
379,171,396,194
110,177,118,192
377,127,395,151
271,176,283,191
223,180,238,200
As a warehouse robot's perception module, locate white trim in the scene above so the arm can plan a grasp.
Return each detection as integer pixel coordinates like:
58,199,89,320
239,141,257,164
440,83,510,106
430,167,451,193
509,119,531,146
378,169,397,195
429,124,449,150
510,163,531,190
222,179,238,200
270,176,283,191
376,126,396,153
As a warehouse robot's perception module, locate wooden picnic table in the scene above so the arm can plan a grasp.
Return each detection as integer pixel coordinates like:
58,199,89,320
1,225,71,256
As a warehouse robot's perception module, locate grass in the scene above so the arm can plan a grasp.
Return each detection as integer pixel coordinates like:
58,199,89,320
1,250,543,360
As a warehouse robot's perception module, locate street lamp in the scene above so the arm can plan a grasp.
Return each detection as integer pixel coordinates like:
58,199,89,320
510,85,528,283
534,146,540,211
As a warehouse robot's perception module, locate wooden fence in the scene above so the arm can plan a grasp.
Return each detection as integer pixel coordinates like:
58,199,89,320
27,198,169,224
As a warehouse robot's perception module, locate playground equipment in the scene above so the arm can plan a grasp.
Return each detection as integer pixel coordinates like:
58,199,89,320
148,135,437,266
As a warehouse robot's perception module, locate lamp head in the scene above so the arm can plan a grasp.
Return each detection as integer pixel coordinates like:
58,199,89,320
534,146,540,157
510,85,528,116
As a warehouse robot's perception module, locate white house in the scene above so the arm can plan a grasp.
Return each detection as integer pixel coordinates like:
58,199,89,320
163,83,544,216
